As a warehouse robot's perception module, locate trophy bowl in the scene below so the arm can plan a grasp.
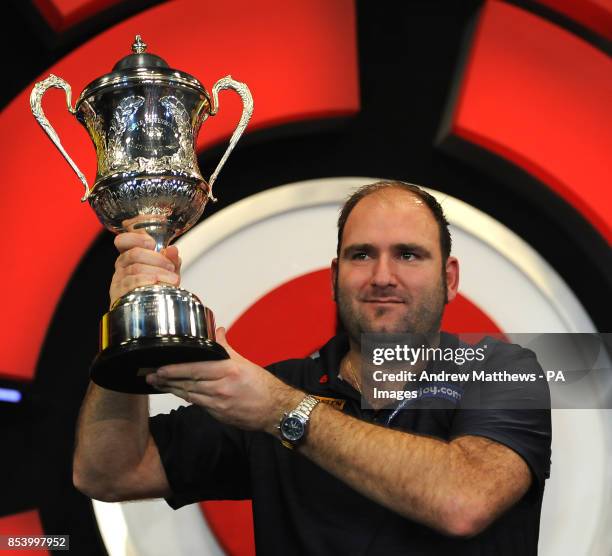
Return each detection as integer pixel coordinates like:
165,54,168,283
30,35,253,393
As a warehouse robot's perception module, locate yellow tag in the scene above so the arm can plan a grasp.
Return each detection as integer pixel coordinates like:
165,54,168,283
313,395,346,410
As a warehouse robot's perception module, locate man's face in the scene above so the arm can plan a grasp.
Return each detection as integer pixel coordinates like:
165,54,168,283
332,189,458,343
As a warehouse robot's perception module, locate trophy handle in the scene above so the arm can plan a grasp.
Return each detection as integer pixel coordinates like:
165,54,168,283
207,75,253,202
30,74,91,202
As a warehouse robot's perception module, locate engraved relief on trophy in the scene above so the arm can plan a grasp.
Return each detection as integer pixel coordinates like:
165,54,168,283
108,95,145,171
77,90,200,181
78,100,108,176
105,93,197,176
109,95,198,176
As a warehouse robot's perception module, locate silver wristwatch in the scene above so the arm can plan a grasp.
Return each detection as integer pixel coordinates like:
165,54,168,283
278,395,320,449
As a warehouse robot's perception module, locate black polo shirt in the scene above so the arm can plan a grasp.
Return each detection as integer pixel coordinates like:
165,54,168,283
150,333,551,555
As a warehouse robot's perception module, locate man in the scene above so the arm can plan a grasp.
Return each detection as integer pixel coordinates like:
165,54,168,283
73,181,551,555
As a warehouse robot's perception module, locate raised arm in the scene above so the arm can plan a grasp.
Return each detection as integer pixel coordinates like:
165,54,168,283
73,232,180,502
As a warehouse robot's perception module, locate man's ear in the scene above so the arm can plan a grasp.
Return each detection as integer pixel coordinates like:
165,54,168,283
445,256,459,303
331,258,338,301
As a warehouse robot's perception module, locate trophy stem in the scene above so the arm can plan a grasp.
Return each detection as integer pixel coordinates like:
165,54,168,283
132,221,173,252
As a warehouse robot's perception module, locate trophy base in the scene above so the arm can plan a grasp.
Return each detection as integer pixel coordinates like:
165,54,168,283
91,284,227,394
90,336,228,394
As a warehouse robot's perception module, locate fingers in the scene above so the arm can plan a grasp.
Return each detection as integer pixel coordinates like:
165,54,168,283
148,376,202,400
149,380,221,410
146,354,283,432
147,372,239,417
163,245,181,272
146,361,238,401
114,232,156,253
114,234,180,268
116,246,177,272
215,327,229,350
111,246,179,299
146,373,223,404
110,233,182,307
154,360,233,381
215,327,239,358
112,274,163,294
110,269,179,307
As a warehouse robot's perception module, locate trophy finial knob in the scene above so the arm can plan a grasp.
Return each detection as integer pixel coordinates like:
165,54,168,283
132,35,147,54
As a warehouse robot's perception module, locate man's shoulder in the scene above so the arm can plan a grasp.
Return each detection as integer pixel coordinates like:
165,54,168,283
264,334,346,390
480,336,539,366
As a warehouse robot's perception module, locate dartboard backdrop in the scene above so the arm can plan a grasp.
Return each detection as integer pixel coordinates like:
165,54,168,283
0,1,610,555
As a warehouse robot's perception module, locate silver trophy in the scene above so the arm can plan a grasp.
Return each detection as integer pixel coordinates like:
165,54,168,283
30,35,253,393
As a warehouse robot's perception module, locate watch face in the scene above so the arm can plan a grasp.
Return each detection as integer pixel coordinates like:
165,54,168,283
281,416,305,442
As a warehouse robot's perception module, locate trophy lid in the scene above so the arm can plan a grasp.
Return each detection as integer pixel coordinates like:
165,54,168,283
112,35,170,71
76,35,208,107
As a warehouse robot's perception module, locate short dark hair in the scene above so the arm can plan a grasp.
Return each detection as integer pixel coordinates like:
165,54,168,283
336,180,452,261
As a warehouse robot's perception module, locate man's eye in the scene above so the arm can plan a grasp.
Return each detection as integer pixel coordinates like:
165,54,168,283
399,251,416,260
351,252,369,260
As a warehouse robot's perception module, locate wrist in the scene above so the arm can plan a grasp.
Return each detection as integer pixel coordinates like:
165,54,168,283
265,386,304,437
277,394,321,449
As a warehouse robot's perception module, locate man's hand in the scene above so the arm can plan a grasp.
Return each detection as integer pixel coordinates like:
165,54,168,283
110,232,181,308
146,327,304,434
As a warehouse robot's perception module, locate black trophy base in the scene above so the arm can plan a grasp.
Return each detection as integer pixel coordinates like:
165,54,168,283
90,336,229,394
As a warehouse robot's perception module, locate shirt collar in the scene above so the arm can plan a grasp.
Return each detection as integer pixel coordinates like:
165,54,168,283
317,333,366,400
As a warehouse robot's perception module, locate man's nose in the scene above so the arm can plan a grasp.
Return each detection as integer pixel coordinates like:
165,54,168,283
371,255,397,287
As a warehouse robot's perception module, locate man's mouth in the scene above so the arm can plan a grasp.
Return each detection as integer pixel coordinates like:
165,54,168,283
363,298,405,304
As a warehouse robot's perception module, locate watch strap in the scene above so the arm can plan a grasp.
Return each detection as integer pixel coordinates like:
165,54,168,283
279,395,320,449
291,395,320,420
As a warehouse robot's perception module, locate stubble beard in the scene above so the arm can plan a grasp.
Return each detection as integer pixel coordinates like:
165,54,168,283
335,273,447,346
